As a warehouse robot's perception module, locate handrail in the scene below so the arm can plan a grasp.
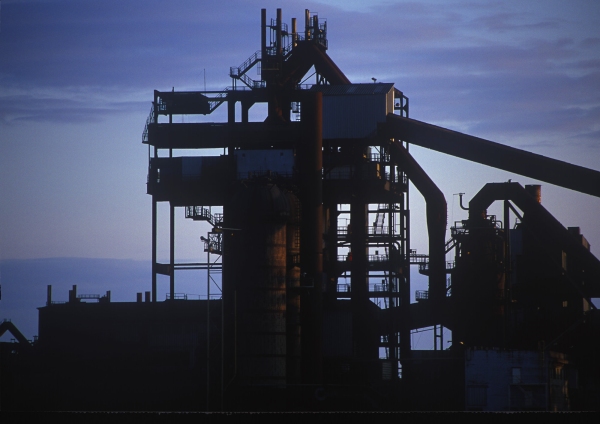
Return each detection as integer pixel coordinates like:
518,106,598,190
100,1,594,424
185,206,223,227
445,237,457,254
419,261,455,272
337,226,393,236
416,290,429,300
230,50,261,78
185,206,212,222
238,73,266,89
209,88,230,112
77,294,101,299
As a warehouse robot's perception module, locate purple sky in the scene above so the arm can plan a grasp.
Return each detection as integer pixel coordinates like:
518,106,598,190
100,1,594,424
1,1,599,281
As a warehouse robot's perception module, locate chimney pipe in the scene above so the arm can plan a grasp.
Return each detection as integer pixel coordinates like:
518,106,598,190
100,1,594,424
261,9,267,64
305,9,310,40
291,17,297,47
69,285,77,303
525,184,541,203
276,8,282,57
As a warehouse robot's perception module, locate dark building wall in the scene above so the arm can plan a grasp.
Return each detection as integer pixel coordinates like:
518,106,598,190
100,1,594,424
32,300,221,411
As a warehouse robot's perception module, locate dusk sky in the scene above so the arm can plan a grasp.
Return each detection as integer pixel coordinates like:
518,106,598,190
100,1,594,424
1,1,599,339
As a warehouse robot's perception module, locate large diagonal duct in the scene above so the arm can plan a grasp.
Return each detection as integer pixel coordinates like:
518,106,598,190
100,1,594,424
382,115,600,198
281,41,350,88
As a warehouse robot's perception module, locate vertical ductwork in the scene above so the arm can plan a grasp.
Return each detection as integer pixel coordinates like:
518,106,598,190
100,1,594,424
386,139,447,384
387,141,447,309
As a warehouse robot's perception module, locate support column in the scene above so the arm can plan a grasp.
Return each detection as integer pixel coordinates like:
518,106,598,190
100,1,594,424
324,203,339,301
351,199,370,367
170,202,175,300
228,98,235,123
503,199,511,348
152,197,157,302
241,101,250,123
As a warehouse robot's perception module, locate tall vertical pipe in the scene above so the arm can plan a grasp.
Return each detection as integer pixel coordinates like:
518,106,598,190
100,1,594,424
291,18,297,48
276,9,282,57
261,9,267,62
305,10,310,41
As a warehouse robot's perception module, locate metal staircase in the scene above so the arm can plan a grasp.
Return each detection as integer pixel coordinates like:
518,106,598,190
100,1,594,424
229,50,265,89
185,206,223,227
374,204,386,235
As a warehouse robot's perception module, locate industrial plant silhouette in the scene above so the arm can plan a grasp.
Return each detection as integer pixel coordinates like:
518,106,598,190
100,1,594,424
2,8,600,412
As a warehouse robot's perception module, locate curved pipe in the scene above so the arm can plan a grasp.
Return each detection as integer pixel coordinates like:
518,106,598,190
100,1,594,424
387,141,447,308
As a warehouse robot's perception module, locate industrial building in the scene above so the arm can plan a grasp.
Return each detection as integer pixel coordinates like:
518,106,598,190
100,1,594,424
2,8,600,411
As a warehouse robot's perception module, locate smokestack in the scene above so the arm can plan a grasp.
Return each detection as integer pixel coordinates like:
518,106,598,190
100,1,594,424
47,285,52,306
305,9,310,40
137,293,143,303
69,285,77,303
261,9,267,69
276,9,282,57
145,291,151,302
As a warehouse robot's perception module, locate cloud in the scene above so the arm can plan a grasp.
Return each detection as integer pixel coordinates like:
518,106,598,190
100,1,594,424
469,11,560,33
0,0,262,91
0,93,150,123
